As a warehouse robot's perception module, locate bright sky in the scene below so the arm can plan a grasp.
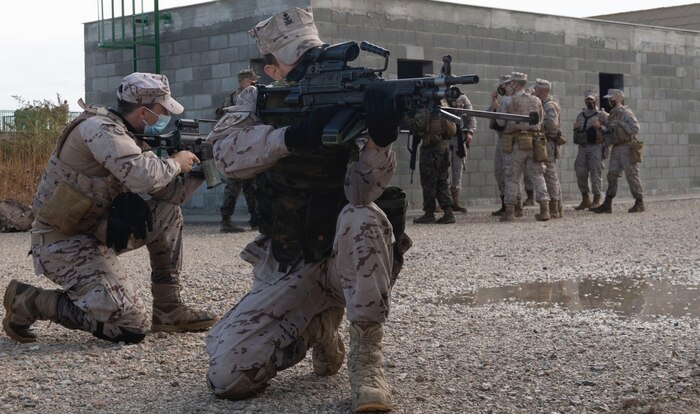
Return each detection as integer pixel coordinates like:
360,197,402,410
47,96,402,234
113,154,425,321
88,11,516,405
1,0,696,111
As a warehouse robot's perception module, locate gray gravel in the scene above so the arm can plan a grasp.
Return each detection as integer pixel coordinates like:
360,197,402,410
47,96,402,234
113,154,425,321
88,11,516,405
2,197,700,413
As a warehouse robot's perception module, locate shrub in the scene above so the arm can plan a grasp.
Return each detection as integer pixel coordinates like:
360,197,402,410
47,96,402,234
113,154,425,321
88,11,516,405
0,95,70,205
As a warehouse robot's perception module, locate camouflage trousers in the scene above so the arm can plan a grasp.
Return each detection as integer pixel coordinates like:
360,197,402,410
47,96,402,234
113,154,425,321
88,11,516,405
503,144,549,206
543,141,562,201
206,203,394,394
606,144,643,199
31,179,201,339
419,143,452,212
220,178,258,226
494,136,506,196
523,162,533,193
575,144,605,196
445,138,466,190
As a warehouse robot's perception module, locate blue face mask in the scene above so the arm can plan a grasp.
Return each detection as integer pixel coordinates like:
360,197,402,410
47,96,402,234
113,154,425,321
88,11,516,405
143,107,171,136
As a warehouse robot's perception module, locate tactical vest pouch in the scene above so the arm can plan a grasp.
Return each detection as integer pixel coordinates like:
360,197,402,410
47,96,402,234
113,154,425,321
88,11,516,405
500,135,514,154
611,126,631,146
517,133,533,151
630,139,644,164
573,130,588,145
38,181,92,235
303,190,346,262
533,135,548,162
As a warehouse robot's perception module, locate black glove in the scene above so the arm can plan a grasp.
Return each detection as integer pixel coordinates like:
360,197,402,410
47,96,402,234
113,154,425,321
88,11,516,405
363,83,404,147
284,106,340,149
106,192,153,252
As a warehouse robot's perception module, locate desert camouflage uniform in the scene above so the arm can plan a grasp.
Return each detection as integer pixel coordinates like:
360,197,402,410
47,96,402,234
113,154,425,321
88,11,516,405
497,91,547,206
574,107,608,197
29,109,203,339
605,106,643,199
205,86,403,394
541,96,562,202
445,94,476,191
215,86,259,228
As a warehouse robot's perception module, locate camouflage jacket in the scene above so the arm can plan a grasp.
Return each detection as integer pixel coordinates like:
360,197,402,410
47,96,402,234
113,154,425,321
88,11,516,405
495,90,543,134
32,107,185,234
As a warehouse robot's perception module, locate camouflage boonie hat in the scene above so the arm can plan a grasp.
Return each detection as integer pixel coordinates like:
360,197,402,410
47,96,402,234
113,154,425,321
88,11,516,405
533,78,551,90
584,89,598,100
117,72,183,114
603,88,624,99
248,7,325,66
237,68,259,82
496,74,511,87
510,72,528,84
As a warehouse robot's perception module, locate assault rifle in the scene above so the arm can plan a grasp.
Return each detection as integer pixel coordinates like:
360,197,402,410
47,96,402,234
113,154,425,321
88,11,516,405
139,119,222,189
255,40,538,167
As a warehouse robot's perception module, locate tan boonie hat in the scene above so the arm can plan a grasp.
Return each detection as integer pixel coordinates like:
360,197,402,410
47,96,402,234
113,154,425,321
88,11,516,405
584,89,598,100
534,78,551,90
496,74,511,87
510,71,528,83
603,88,624,99
117,72,184,115
249,7,325,66
237,68,259,82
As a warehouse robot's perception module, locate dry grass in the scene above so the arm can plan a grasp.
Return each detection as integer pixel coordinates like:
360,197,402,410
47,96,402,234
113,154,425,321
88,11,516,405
0,98,68,205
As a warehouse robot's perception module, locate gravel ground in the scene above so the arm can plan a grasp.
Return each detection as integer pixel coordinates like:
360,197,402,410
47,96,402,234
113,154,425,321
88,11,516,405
2,197,700,413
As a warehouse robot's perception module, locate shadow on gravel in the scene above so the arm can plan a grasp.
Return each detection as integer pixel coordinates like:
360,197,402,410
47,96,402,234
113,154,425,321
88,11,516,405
432,276,700,321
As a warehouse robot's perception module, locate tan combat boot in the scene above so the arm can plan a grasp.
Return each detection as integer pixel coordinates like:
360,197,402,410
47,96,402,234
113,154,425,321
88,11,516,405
3,279,60,343
514,200,524,217
549,200,560,219
413,211,436,224
588,194,602,210
499,205,515,222
151,284,218,332
302,307,346,376
628,198,645,213
535,201,551,221
348,322,392,412
591,197,613,214
450,189,467,213
436,207,455,224
523,190,535,206
574,193,591,210
491,196,506,216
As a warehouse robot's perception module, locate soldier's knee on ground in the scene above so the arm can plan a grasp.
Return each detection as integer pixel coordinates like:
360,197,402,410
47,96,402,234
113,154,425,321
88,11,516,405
92,322,147,344
208,363,276,400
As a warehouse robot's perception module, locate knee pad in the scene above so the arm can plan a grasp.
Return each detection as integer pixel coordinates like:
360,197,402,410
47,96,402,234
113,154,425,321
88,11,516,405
208,362,276,400
92,322,147,344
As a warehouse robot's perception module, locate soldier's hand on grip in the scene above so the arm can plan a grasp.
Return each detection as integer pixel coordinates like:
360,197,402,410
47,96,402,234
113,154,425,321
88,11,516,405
106,192,154,252
364,83,403,147
284,106,339,149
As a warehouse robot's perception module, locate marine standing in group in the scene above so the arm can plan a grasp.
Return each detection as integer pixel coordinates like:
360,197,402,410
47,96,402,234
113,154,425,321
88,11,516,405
215,68,261,233
493,72,548,221
444,93,476,213
591,88,645,213
410,107,457,224
532,79,564,219
572,90,608,210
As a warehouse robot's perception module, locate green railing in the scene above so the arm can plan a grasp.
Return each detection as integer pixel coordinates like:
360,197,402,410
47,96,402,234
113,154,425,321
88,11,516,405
0,110,81,132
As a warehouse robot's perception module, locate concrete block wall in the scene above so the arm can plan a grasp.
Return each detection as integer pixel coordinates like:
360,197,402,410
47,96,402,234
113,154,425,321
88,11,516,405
83,0,700,216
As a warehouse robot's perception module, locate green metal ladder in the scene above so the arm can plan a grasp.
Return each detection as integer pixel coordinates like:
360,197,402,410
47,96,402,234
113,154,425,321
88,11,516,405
97,0,171,73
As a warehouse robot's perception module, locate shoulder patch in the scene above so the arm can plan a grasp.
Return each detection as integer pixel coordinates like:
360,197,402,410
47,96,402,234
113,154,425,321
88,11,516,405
213,112,250,132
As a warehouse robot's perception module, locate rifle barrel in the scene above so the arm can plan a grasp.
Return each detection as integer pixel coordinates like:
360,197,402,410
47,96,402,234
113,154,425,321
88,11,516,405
442,108,538,125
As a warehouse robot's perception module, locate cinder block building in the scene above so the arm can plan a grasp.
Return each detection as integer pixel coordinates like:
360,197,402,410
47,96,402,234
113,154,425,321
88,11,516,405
83,0,700,216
